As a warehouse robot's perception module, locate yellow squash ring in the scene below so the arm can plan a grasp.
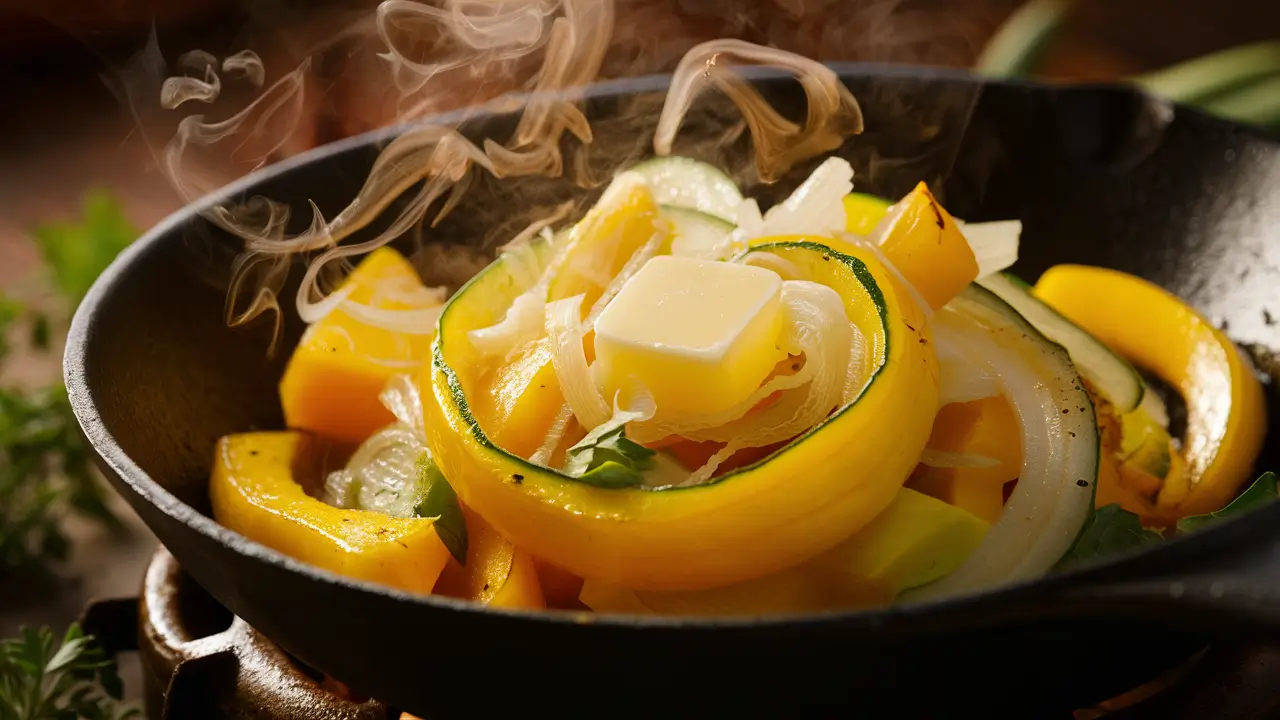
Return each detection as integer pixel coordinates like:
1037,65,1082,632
1033,264,1267,520
424,239,939,591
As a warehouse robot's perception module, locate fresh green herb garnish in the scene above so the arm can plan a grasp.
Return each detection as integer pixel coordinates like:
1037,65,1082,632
0,623,139,720
1058,472,1279,570
32,191,136,306
563,412,655,489
1176,471,1278,534
0,385,122,576
1057,503,1164,570
0,191,135,580
414,456,468,565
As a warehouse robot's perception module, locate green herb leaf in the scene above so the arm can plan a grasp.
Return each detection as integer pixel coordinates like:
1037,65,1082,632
414,456,468,565
563,412,655,489
1176,472,1278,535
32,191,137,307
0,623,141,720
1056,504,1165,570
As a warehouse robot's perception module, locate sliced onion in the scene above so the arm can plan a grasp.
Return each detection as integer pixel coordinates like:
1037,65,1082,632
323,423,424,516
323,373,429,516
919,448,1000,469
734,197,765,238
584,225,668,324
298,283,355,324
761,156,854,237
468,291,547,357
529,404,574,466
545,294,611,430
841,322,869,406
934,322,999,406
903,295,1096,602
957,220,1021,279
380,373,427,439
742,252,805,281
470,233,564,358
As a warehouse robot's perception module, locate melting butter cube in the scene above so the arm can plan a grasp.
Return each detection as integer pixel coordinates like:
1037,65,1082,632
593,255,785,417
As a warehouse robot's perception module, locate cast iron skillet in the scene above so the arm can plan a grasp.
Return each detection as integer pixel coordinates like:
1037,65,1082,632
67,65,1280,717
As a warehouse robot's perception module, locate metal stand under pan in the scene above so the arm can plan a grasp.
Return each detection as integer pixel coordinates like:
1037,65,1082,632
77,548,1280,719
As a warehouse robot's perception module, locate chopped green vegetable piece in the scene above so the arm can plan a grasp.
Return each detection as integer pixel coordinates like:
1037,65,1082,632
1176,472,1278,535
0,623,140,720
414,456,468,565
564,412,655,489
33,191,137,306
1056,504,1164,570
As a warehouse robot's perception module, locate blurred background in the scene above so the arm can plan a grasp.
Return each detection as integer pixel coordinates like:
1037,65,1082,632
0,0,1276,709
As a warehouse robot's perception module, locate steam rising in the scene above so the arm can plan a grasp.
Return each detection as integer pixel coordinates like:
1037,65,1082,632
149,0,979,352
655,39,863,182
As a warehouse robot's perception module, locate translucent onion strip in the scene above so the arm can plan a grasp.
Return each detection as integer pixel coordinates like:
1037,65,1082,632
530,404,574,466
323,373,429,515
903,297,1095,602
469,291,548,357
958,220,1022,279
841,323,869,406
545,294,611,430
934,322,1000,406
761,156,855,237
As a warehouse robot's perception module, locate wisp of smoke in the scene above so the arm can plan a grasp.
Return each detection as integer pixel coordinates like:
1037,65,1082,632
146,0,986,354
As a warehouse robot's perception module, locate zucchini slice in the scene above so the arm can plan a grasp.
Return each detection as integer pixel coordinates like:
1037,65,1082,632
663,205,736,259
629,156,743,223
978,272,1145,412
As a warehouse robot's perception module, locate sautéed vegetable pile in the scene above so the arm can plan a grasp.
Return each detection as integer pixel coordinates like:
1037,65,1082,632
208,151,1273,616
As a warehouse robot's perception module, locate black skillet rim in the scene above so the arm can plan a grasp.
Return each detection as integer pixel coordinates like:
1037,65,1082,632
64,62,1280,632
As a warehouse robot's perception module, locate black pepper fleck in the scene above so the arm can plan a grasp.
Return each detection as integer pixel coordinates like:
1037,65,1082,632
904,321,917,332
1062,409,1070,414
511,474,524,484
483,583,490,591
249,450,259,456
1076,479,1090,488
1068,431,1076,438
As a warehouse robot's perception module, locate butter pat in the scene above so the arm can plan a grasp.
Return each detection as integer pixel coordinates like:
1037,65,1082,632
593,255,785,416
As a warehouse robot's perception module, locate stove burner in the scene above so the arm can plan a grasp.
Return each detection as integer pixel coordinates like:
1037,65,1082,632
74,548,1280,719
83,548,394,719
